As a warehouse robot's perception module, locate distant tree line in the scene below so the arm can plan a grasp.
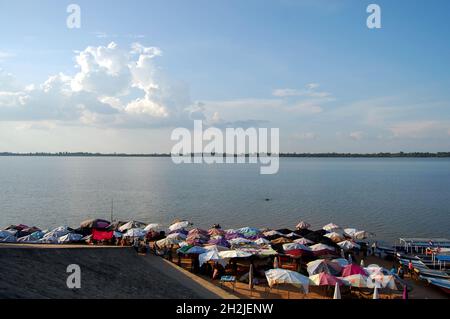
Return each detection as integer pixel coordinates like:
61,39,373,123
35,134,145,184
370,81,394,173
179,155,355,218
0,151,450,158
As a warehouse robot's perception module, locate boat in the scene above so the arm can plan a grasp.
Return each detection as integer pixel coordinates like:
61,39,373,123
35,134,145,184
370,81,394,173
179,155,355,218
415,268,450,280
420,275,450,294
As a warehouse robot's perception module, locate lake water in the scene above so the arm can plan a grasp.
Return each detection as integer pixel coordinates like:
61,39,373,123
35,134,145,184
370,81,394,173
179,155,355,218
0,157,449,243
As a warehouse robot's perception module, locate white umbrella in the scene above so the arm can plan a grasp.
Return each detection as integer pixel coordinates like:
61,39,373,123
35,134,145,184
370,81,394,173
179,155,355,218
144,223,161,232
265,269,309,293
373,286,379,299
119,221,146,232
156,236,181,248
254,237,271,245
323,223,341,232
338,240,361,250
333,282,341,299
367,274,397,290
198,250,227,267
169,220,190,232
229,237,255,246
293,237,314,245
283,242,311,251
310,243,336,252
263,230,283,237
167,232,187,240
307,259,342,276
123,228,146,238
218,250,253,259
296,221,311,230
325,232,345,242
339,274,368,288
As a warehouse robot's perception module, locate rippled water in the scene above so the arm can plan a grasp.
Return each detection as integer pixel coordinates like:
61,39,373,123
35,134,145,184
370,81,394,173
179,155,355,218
0,157,449,243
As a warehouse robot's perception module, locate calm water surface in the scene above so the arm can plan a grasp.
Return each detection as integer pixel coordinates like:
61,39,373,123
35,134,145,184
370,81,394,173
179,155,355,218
0,157,449,243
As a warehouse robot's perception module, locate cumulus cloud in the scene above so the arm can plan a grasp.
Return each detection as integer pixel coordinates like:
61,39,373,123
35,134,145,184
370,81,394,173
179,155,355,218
0,42,194,128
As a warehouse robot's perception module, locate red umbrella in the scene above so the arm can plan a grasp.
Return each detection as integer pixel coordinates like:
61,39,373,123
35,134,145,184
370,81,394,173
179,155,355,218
284,249,312,258
342,264,368,277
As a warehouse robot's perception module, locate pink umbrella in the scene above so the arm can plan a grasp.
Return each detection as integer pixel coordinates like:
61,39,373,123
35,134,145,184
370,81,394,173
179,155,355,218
342,264,368,277
309,272,343,286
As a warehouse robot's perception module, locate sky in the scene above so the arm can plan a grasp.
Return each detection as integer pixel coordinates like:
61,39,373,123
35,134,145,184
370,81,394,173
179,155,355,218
0,0,449,153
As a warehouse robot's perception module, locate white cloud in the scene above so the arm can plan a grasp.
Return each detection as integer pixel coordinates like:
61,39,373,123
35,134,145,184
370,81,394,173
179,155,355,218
273,83,331,98
390,121,449,138
0,42,191,127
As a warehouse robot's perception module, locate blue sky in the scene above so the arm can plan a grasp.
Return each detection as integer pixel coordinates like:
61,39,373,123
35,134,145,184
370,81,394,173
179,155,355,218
0,0,449,153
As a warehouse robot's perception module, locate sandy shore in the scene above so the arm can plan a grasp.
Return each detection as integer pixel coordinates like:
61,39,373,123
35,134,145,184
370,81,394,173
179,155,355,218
0,244,233,299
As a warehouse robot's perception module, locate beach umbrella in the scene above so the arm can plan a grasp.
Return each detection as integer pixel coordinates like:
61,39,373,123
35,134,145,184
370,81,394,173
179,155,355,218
339,274,368,288
169,220,190,232
310,243,336,256
373,286,379,299
185,246,207,254
208,228,224,236
365,264,384,276
57,233,83,243
144,223,161,232
218,250,253,259
283,242,311,252
323,223,341,232
198,250,227,267
367,274,397,290
237,227,261,238
293,237,314,245
332,258,350,267
188,228,208,236
265,269,310,294
167,232,187,240
80,219,110,229
254,237,271,245
203,244,229,251
119,221,146,232
285,232,301,239
337,240,360,250
156,236,181,248
296,221,311,230
263,230,283,237
307,259,342,276
325,232,345,242
0,230,17,242
123,228,146,238
353,230,369,240
284,249,312,258
271,237,292,245
342,264,368,277
229,237,255,246
309,272,343,286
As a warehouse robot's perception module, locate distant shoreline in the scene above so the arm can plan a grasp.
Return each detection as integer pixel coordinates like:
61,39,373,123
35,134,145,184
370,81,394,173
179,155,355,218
1,152,450,158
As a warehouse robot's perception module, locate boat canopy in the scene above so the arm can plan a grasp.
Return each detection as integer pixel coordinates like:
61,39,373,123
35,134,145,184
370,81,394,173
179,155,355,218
399,238,450,248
